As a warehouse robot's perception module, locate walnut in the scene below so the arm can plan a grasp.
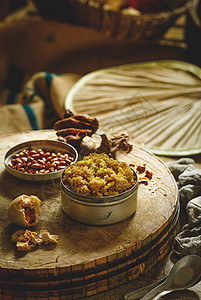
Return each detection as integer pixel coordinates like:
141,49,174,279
8,195,41,227
11,229,58,251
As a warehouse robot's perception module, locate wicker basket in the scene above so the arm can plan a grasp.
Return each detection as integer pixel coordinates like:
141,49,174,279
67,0,194,40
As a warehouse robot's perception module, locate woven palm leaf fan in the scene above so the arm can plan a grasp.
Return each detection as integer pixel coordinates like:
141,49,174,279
65,60,201,156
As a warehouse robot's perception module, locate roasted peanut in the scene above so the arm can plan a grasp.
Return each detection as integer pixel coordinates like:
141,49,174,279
8,147,75,174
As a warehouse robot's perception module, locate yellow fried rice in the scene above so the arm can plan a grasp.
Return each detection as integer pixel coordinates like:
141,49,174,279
62,153,136,197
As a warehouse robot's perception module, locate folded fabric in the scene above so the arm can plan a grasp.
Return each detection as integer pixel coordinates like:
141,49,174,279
166,159,201,257
0,68,80,136
173,196,201,257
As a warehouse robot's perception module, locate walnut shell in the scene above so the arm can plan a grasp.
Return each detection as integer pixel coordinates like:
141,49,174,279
8,195,41,227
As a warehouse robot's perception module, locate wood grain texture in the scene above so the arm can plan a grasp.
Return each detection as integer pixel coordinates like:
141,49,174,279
0,130,179,298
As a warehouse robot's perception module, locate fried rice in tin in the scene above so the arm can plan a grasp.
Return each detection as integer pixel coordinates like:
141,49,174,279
62,153,136,197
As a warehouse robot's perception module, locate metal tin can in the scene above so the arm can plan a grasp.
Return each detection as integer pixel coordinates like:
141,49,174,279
61,168,138,225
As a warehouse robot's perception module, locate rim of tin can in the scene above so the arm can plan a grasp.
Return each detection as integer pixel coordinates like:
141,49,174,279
60,167,138,205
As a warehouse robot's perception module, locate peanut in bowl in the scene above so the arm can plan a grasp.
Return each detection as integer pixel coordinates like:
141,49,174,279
60,153,138,225
4,140,78,182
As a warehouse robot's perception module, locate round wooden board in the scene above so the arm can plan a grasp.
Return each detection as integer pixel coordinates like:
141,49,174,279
0,130,179,299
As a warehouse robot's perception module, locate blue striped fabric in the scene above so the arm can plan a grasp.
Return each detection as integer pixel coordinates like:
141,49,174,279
22,104,39,130
45,72,53,90
29,92,37,101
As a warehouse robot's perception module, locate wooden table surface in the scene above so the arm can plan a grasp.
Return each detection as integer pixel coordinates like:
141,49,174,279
89,155,201,300
89,158,201,300
0,130,200,299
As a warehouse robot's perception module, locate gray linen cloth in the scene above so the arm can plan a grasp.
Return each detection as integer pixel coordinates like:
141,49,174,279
166,158,201,257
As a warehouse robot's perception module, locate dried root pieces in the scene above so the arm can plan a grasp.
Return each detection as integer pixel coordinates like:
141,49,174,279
80,133,111,157
54,110,133,158
110,131,133,156
80,131,133,158
54,110,99,149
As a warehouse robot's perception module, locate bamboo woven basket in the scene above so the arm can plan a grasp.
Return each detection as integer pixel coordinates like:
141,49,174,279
67,0,194,40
